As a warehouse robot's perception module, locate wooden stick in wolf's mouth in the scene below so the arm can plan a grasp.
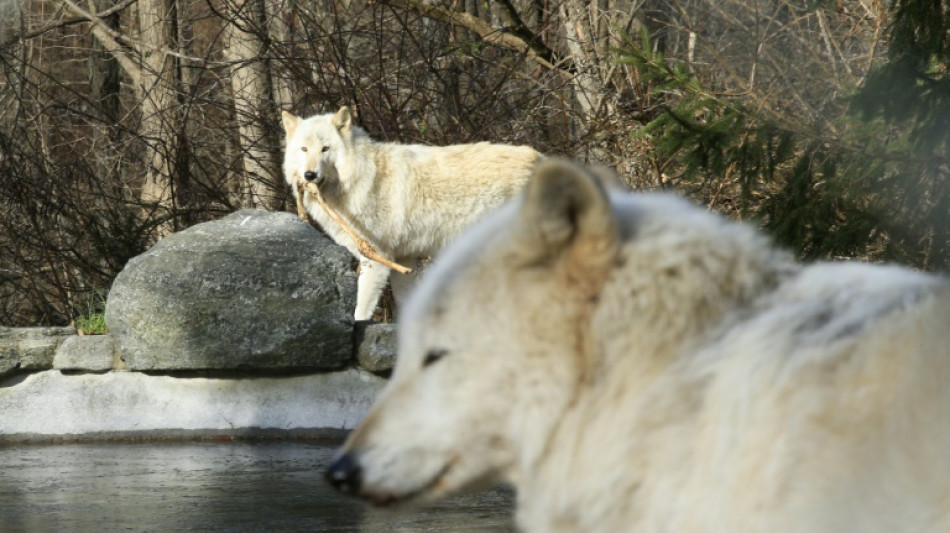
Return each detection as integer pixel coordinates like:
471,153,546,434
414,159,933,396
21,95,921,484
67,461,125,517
293,181,309,220
296,179,413,275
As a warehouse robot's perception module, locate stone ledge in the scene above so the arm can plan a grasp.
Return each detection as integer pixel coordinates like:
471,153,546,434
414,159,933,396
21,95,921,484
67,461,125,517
0,427,351,444
0,327,76,338
0,327,76,380
0,323,401,378
54,335,118,372
355,323,398,373
0,369,385,440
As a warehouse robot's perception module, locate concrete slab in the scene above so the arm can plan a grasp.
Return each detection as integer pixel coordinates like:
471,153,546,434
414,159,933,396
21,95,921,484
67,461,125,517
0,369,385,441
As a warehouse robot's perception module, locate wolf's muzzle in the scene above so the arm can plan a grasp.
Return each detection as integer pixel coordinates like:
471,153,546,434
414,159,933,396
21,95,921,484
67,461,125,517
325,453,363,495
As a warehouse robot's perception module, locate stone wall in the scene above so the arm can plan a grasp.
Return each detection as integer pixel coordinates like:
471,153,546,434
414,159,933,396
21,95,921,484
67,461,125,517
0,324,396,443
0,210,402,443
1,324,397,383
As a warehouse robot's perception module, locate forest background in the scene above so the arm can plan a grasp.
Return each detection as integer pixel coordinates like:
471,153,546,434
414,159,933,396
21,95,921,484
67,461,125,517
0,0,947,326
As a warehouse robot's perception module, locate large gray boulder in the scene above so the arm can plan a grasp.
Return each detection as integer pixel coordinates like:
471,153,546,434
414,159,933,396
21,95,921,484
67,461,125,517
105,210,357,371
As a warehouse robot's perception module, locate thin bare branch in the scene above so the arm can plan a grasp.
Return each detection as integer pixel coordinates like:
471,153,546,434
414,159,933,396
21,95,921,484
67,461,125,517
1,0,138,48
372,0,568,73
60,0,141,81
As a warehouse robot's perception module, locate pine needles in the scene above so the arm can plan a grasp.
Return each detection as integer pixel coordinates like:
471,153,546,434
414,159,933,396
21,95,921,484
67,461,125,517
617,9,949,270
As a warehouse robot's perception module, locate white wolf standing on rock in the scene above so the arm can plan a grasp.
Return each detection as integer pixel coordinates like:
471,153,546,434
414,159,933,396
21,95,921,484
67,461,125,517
281,107,542,321
326,159,950,532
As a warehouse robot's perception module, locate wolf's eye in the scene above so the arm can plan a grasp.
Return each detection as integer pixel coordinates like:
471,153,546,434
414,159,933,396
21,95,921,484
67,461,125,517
300,147,308,152
423,348,448,368
321,146,330,153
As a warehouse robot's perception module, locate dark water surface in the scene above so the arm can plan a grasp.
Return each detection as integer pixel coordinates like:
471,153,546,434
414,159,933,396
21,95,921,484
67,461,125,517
0,442,515,532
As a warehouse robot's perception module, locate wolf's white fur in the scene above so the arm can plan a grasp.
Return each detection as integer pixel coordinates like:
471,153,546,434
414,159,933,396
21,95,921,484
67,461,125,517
334,159,950,532
281,107,541,320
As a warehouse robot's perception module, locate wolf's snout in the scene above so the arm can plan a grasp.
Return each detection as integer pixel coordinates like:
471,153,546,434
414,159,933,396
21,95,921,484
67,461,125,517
303,170,319,182
325,453,363,495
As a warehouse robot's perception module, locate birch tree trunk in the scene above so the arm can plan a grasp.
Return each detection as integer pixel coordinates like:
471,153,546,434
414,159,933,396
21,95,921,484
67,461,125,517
559,0,614,164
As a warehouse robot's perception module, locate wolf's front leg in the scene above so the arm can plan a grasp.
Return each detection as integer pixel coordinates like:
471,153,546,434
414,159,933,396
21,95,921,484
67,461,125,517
354,258,391,321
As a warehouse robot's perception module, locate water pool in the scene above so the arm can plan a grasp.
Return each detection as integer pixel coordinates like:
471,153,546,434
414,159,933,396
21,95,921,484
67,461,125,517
0,442,515,532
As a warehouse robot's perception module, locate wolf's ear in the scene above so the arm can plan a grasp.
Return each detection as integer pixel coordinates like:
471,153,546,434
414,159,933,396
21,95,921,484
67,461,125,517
332,106,352,133
281,111,299,137
517,159,619,292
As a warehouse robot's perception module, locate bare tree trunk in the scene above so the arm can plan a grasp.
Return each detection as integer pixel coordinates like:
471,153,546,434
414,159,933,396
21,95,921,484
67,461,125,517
88,0,121,123
176,0,195,92
224,0,282,210
137,0,179,236
3,0,29,125
86,0,122,186
265,0,293,110
265,0,295,212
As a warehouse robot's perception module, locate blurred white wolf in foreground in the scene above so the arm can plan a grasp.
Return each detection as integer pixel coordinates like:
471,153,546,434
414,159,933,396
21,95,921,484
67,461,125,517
327,159,950,532
281,107,542,320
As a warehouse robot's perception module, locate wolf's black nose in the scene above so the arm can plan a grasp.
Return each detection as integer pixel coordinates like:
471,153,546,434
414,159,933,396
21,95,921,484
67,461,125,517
325,453,363,495
303,170,318,182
